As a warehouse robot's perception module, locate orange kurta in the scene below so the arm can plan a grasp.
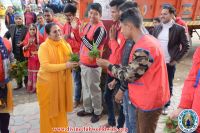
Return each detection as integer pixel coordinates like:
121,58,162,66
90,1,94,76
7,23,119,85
36,38,73,133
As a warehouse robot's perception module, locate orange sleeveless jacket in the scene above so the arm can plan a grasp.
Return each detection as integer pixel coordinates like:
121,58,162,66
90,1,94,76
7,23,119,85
80,22,107,67
179,47,200,132
128,35,170,111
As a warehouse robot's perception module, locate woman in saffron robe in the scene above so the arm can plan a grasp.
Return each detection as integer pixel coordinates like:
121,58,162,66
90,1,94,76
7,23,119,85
36,22,78,133
23,24,44,93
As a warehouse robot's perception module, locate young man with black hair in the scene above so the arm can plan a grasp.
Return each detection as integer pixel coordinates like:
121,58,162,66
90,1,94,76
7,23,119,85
151,4,189,115
76,3,107,123
97,8,170,133
44,8,63,30
101,0,126,129
63,3,82,108
117,2,148,132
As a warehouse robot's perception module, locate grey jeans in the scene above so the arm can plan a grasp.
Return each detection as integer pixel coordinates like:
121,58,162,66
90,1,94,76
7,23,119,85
80,65,103,115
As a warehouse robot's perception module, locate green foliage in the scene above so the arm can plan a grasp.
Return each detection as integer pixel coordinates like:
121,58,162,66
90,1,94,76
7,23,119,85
164,117,178,133
70,53,80,62
70,53,80,71
9,61,27,84
88,42,100,58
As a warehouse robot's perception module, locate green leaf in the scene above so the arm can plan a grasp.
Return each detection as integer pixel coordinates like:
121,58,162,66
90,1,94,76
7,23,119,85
88,42,100,58
70,53,80,62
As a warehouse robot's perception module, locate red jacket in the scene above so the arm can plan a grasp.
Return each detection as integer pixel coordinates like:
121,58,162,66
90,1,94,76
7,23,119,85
52,18,64,31
128,35,170,111
108,23,126,65
63,18,81,54
80,21,107,67
179,47,200,132
108,22,126,76
176,17,188,33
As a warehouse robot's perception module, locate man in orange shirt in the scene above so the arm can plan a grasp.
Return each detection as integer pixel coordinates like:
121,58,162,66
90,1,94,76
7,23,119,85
97,8,170,133
44,8,63,30
63,3,82,108
101,0,126,129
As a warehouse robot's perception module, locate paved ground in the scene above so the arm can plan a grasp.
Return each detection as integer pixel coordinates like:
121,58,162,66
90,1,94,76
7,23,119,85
8,46,198,133
1,18,200,133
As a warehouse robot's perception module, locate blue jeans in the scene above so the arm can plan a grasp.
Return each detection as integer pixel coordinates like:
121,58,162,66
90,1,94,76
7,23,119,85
165,64,176,107
73,68,82,102
123,90,137,133
104,74,125,128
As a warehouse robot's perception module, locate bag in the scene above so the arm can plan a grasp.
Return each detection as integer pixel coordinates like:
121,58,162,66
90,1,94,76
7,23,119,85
23,50,30,57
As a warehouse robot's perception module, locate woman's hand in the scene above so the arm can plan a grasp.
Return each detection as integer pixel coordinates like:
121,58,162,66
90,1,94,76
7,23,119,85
66,62,79,69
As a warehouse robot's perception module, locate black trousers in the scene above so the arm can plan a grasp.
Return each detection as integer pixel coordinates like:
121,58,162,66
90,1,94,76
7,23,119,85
165,64,176,107
0,113,10,133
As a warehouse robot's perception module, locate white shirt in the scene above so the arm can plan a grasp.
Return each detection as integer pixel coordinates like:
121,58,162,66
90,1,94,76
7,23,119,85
158,20,174,63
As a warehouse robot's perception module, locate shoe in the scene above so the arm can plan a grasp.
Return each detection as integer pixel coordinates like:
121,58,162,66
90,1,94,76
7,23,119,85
77,110,93,117
73,101,80,108
162,107,168,115
90,114,102,123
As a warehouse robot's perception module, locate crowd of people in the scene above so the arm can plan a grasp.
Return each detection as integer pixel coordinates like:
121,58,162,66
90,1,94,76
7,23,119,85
0,0,200,133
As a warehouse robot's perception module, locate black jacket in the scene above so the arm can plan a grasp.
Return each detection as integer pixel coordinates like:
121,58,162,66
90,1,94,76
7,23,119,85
151,23,189,62
4,24,28,61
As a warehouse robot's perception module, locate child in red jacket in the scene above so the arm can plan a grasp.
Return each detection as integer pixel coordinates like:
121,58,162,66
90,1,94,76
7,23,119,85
171,47,200,133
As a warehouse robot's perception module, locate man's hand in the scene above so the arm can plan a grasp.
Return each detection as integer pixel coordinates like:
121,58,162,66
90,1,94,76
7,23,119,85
169,60,177,66
17,41,23,47
108,79,117,90
96,58,111,68
71,18,78,29
115,89,124,104
109,25,117,40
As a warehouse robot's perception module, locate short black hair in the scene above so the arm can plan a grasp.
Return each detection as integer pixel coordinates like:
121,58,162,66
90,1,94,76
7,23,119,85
119,1,138,12
162,4,176,14
45,22,57,34
120,8,142,28
109,0,126,8
44,7,54,14
153,17,161,23
63,3,77,15
89,3,102,15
